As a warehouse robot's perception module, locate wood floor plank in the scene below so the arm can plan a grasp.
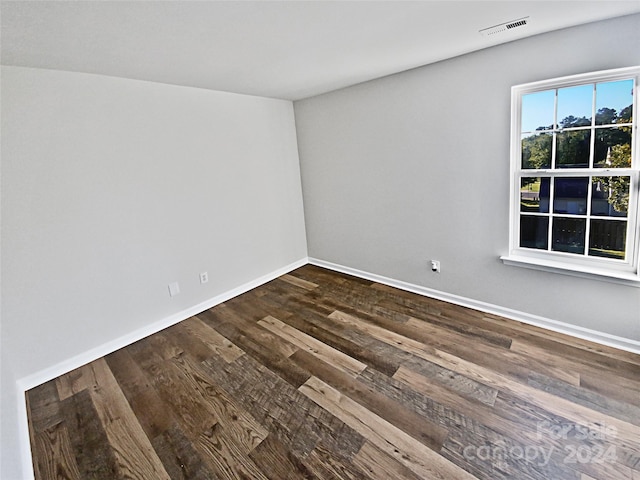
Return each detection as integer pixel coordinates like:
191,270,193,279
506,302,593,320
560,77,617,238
328,309,440,359
397,362,640,479
105,348,174,440
404,317,581,386
258,315,367,377
389,366,623,480
271,297,404,376
195,422,270,480
184,315,245,363
332,307,580,387
328,309,503,402
510,338,640,384
161,322,217,363
408,348,640,453
60,389,120,479
360,367,579,480
167,353,269,452
300,276,412,325
401,354,499,407
375,296,514,349
352,441,424,480
150,424,214,480
125,338,225,441
293,264,374,290
27,264,640,480
527,370,640,427
481,312,640,368
242,285,300,321
279,273,319,290
299,376,477,480
304,281,415,326
31,421,81,480
329,308,640,455
579,371,640,408
440,427,579,480
199,353,365,459
248,434,316,480
125,333,272,479
428,350,640,452
290,348,448,450
198,305,311,388
390,365,538,437
55,361,105,401
78,359,172,479
304,442,373,480
27,380,63,433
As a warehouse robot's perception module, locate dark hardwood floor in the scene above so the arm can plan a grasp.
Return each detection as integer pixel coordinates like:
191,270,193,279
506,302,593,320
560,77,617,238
27,265,640,479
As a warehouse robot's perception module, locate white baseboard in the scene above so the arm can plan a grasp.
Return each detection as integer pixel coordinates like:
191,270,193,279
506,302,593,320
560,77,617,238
15,257,308,480
308,257,640,355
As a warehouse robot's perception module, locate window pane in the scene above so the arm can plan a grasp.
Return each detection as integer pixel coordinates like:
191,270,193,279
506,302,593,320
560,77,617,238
520,216,549,250
595,79,634,125
558,84,593,128
594,127,632,168
589,219,627,260
521,177,550,213
556,131,590,168
552,217,586,254
521,132,552,169
521,90,555,133
591,177,629,217
553,177,588,214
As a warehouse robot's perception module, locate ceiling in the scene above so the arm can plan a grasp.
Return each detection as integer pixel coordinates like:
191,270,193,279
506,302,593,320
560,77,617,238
2,1,640,100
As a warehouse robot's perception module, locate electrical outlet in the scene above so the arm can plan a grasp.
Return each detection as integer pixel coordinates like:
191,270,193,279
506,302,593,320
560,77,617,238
200,272,209,284
168,282,180,297
430,260,441,273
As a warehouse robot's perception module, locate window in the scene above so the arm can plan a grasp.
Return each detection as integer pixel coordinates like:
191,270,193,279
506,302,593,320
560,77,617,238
503,67,640,284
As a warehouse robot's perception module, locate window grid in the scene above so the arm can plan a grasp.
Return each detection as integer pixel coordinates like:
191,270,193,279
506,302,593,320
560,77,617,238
509,67,640,279
518,173,634,261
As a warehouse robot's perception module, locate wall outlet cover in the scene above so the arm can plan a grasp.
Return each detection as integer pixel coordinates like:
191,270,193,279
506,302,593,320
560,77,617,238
168,282,180,297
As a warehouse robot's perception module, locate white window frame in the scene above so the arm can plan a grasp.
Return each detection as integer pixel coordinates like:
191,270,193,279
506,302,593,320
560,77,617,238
501,66,640,286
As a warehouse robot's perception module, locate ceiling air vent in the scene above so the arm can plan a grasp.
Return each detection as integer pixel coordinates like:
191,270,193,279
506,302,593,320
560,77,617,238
480,17,529,37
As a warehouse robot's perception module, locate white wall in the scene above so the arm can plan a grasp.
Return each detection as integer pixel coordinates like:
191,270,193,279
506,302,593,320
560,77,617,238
1,66,307,479
295,15,640,343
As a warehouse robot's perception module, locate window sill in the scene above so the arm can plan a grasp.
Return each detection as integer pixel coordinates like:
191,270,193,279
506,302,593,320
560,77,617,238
500,255,640,287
